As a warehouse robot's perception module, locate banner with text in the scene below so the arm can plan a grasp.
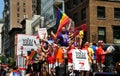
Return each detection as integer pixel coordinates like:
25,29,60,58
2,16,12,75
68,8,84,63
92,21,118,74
72,49,90,71
17,34,39,55
38,28,48,39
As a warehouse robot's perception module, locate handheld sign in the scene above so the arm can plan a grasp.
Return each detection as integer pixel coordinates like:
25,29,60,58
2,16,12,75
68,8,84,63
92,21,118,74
17,34,39,55
38,28,48,39
72,49,90,71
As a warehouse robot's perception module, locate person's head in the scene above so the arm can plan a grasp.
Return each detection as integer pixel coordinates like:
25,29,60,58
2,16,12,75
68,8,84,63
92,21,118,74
92,42,97,46
13,66,18,70
84,42,90,48
61,27,66,34
27,51,31,56
48,45,53,52
89,42,93,47
31,49,34,51
47,35,52,40
98,40,104,47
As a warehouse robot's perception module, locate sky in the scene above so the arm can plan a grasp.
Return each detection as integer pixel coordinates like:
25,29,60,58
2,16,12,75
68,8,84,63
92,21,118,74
0,0,4,19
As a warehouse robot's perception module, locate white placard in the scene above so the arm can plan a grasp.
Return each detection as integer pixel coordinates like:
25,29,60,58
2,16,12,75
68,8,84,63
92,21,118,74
17,34,39,55
72,49,90,71
38,28,48,39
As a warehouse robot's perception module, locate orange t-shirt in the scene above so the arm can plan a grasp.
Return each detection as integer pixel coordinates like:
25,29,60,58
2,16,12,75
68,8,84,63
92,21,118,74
55,47,64,63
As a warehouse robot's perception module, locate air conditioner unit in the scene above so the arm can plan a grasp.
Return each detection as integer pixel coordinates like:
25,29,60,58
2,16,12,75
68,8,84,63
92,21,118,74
23,15,28,19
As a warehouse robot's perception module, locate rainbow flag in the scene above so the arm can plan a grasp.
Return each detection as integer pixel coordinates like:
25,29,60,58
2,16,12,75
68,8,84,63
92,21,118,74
55,8,70,36
29,51,37,60
26,51,37,65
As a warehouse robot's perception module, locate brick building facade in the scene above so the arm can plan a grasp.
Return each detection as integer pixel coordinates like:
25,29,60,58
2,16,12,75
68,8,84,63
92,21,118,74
65,0,120,43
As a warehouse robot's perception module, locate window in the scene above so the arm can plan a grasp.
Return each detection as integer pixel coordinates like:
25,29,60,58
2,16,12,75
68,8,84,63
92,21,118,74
113,26,120,43
73,0,78,5
17,8,19,12
98,27,106,42
23,8,26,12
97,6,105,18
81,0,84,2
50,15,53,19
66,0,71,10
17,2,19,6
34,11,36,13
98,0,120,1
81,8,86,20
23,3,25,7
73,13,78,24
17,20,20,23
80,0,87,2
17,13,20,17
114,8,120,19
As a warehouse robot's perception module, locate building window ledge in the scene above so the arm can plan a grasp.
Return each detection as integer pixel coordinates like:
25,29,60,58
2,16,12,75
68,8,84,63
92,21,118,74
114,18,120,21
97,18,106,20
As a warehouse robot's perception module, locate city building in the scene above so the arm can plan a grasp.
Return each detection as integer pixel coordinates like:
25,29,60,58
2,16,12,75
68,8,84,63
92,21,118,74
41,0,120,43
0,19,4,54
36,0,41,15
41,0,58,28
3,0,38,58
64,0,120,43
25,15,41,34
3,0,120,58
2,0,10,57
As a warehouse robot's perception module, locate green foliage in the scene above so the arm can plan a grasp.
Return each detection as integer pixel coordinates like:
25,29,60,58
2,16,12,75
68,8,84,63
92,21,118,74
0,55,6,63
0,55,15,68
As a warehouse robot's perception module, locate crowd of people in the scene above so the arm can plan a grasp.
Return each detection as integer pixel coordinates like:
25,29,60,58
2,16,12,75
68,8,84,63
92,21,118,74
1,25,120,76
17,26,119,76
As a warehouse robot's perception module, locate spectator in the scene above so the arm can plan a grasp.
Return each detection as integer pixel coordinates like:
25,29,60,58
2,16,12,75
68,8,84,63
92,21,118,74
1,66,6,76
51,19,72,47
56,27,69,47
105,45,115,67
47,44,55,76
96,40,108,72
90,42,98,72
9,66,20,76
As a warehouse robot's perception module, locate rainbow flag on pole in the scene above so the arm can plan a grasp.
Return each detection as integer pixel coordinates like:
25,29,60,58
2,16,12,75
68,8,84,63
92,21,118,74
55,8,70,36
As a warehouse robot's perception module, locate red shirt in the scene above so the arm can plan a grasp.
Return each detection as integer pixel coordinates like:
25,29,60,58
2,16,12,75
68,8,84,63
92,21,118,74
67,45,75,63
47,50,55,64
96,46,105,63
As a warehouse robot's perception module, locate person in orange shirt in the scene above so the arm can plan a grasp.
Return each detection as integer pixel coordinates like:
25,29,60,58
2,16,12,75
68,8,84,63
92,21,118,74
54,46,64,67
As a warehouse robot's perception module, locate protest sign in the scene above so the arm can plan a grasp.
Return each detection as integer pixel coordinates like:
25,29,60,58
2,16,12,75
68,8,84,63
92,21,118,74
38,28,48,39
72,49,90,71
16,34,39,55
